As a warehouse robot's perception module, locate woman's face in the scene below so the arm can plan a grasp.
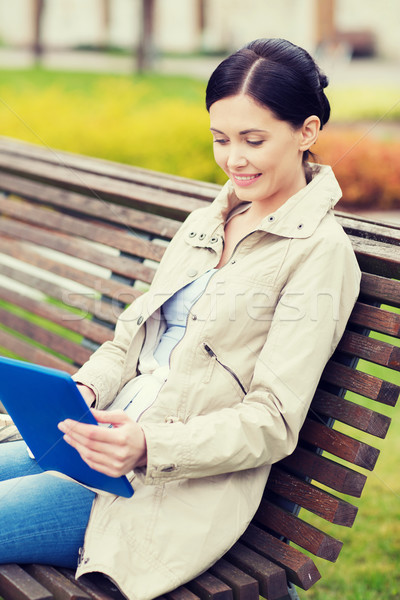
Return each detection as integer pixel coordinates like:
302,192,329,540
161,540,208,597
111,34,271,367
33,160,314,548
209,94,309,210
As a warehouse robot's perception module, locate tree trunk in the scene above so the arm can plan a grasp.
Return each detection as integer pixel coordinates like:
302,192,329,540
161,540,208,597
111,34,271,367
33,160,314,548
32,0,45,63
136,0,156,73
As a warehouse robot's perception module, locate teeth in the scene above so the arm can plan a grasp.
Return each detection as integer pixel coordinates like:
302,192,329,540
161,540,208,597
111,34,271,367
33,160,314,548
235,175,258,181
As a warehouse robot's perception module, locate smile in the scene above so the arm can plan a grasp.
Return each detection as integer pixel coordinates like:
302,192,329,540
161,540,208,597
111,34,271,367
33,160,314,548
231,173,261,187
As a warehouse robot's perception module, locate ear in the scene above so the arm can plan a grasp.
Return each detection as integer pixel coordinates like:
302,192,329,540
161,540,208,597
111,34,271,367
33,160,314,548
298,115,320,151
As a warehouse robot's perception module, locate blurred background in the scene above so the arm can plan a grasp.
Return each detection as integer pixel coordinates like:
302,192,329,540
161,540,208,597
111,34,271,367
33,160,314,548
0,5,399,598
0,0,400,600
0,0,400,221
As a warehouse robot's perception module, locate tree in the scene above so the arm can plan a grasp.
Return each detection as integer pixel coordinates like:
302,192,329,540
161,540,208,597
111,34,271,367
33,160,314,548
32,0,45,63
136,0,156,72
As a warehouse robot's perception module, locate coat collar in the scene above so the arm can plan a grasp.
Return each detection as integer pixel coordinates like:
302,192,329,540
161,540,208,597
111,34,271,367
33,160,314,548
185,165,342,248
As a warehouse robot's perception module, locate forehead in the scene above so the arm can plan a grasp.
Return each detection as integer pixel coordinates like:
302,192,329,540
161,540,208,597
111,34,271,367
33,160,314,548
209,94,281,131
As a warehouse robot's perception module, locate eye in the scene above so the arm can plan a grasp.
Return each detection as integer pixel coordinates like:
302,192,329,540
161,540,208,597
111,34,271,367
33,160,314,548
247,140,264,147
213,138,229,145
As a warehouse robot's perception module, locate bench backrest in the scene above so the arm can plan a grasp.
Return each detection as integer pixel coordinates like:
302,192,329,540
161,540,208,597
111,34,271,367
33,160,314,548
0,137,399,599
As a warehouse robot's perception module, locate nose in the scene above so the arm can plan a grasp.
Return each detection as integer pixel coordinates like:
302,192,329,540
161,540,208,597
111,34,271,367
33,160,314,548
226,143,248,170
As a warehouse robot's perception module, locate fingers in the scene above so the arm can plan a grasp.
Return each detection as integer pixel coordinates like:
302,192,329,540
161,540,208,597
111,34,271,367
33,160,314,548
58,411,147,477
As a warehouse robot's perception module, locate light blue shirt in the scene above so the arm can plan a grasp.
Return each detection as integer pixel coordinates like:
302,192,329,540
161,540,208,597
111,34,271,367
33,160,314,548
153,270,216,366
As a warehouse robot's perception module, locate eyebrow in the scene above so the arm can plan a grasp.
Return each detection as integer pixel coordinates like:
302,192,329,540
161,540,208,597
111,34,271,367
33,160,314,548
210,127,268,135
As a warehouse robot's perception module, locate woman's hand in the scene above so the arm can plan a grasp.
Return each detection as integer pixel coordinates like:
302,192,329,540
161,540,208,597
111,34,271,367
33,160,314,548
58,409,147,477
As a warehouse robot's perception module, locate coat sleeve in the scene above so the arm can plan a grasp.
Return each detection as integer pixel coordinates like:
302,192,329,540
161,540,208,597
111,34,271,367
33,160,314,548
141,235,361,484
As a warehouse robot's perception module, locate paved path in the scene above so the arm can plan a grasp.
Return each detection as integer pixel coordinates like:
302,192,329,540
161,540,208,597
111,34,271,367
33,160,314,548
1,47,400,86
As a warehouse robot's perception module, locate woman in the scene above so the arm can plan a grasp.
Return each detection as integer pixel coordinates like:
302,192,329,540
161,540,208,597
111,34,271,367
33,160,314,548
0,39,360,599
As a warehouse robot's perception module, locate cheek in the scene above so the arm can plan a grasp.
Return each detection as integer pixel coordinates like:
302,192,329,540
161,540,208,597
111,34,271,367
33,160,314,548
213,146,227,170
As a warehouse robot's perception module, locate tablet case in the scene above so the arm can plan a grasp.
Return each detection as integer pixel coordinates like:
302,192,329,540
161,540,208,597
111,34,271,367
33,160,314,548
0,356,134,498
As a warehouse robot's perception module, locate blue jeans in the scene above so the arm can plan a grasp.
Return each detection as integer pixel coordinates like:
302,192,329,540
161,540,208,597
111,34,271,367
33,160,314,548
0,440,95,568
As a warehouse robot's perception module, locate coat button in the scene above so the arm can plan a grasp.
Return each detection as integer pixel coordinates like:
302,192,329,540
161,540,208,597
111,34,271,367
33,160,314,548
267,215,275,222
160,464,177,473
210,236,218,244
187,268,198,277
137,316,144,325
191,314,198,321
188,231,196,238
297,223,304,229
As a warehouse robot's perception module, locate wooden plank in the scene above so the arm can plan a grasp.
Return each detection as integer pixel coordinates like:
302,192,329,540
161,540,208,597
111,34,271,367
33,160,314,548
350,236,400,279
336,330,400,370
241,524,321,590
266,467,358,527
0,262,124,326
0,136,219,201
59,569,125,600
0,329,75,373
0,218,156,283
0,172,180,239
255,499,343,562
349,302,400,337
299,418,380,471
0,307,91,366
0,564,53,600
0,152,205,219
186,571,233,599
0,237,138,304
226,543,289,600
281,445,367,497
359,272,400,308
0,195,166,263
338,214,400,246
164,587,201,600
322,361,399,406
209,558,259,600
311,389,391,438
0,286,113,346
24,565,91,600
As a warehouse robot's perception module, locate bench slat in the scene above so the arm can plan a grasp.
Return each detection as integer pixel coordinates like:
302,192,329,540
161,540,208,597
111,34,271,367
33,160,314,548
322,361,399,406
0,137,219,202
226,543,289,600
312,390,391,438
360,272,400,308
0,329,75,373
281,445,367,497
209,558,259,600
0,286,113,346
0,152,205,219
0,218,156,283
255,499,343,562
24,565,91,600
339,215,400,246
350,236,400,279
0,172,180,239
0,195,166,263
350,302,400,337
59,569,125,600
0,564,53,600
336,330,400,370
300,418,380,471
0,262,124,326
267,467,358,527
164,588,201,600
0,237,138,305
241,524,321,589
186,572,233,599
0,307,92,366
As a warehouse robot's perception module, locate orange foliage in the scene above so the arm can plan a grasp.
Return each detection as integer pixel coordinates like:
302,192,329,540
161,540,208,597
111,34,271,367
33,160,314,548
313,128,400,209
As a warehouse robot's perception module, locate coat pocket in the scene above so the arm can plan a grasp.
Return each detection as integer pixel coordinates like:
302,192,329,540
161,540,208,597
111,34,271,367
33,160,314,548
202,343,247,396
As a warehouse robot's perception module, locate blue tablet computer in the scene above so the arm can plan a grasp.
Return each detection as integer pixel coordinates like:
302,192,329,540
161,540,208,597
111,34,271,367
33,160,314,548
0,356,134,498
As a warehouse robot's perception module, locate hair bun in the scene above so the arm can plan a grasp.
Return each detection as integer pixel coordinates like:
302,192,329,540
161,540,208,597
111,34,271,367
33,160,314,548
318,70,329,90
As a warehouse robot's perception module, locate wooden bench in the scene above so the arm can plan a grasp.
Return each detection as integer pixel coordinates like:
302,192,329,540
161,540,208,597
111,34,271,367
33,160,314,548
0,136,399,600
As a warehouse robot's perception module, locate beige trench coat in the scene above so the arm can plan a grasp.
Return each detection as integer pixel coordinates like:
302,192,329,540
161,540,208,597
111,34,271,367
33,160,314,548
73,165,361,599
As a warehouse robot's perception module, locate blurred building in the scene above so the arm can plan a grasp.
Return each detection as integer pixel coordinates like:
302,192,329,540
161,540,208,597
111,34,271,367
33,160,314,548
0,0,399,60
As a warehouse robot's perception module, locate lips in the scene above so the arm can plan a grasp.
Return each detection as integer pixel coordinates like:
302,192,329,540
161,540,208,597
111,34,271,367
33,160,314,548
231,173,261,187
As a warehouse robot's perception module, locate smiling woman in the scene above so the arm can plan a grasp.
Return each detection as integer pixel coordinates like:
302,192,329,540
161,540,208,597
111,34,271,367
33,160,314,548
0,39,361,600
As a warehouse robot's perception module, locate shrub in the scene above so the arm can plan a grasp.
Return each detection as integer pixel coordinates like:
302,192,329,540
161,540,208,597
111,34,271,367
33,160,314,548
315,129,400,209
